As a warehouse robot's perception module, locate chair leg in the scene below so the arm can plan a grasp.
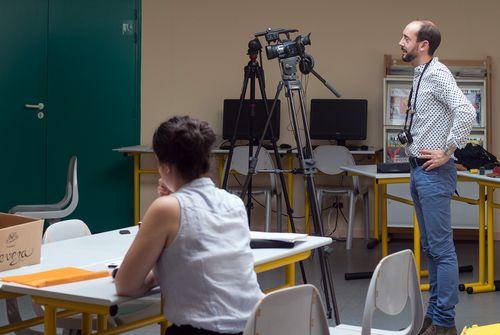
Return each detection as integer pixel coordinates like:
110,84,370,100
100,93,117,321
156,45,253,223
264,191,271,232
363,191,370,241
276,193,283,232
6,297,43,335
346,192,356,250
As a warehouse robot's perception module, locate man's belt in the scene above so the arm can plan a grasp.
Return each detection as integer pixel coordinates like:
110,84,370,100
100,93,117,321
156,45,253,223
409,156,430,168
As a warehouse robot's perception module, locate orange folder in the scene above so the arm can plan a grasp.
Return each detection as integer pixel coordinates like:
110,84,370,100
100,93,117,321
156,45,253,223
1,267,110,288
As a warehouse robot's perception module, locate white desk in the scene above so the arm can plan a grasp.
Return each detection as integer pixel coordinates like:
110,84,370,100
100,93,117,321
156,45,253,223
0,227,332,335
341,165,491,294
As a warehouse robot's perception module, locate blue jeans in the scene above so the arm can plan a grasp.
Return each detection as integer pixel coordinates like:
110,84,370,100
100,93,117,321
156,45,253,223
410,159,458,328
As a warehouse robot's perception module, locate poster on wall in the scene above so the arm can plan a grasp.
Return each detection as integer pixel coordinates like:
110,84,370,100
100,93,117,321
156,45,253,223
386,85,411,126
461,87,483,127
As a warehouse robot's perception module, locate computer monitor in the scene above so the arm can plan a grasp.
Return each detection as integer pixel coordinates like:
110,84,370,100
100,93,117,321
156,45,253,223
222,99,280,141
309,99,367,146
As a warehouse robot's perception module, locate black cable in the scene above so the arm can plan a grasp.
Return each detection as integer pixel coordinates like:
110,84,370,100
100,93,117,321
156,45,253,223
232,174,306,219
232,174,337,220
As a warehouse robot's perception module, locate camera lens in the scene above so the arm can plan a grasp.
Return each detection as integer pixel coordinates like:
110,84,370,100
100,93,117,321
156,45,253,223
266,44,282,60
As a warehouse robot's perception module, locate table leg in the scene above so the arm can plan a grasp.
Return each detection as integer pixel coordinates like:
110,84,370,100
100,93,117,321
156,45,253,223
381,184,388,257
44,305,57,335
82,312,92,335
487,186,495,287
285,263,296,287
133,153,140,225
98,314,108,331
218,154,224,187
413,211,421,282
468,186,496,293
373,179,380,241
461,184,486,291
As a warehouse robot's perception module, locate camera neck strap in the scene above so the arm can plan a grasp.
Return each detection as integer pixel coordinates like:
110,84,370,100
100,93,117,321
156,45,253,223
404,59,432,131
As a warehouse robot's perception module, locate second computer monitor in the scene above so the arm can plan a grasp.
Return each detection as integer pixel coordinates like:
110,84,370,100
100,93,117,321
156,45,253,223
309,99,367,145
222,99,280,141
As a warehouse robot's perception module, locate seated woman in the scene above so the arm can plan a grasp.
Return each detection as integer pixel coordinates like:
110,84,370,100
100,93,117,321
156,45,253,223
115,116,264,335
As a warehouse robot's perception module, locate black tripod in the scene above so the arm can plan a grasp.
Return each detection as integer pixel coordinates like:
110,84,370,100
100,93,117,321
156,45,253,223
238,54,342,321
221,38,309,285
222,38,267,225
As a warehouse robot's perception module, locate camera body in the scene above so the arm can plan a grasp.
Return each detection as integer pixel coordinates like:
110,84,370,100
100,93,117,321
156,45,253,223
255,28,311,60
266,34,311,60
397,129,413,145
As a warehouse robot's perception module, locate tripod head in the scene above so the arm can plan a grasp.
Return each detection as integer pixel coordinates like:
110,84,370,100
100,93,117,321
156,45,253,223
247,38,262,60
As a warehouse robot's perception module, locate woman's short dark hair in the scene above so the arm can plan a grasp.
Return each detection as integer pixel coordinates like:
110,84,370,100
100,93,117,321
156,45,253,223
416,20,441,56
153,116,216,181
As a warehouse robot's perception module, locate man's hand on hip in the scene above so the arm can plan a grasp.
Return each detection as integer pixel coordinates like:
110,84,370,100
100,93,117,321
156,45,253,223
419,149,450,171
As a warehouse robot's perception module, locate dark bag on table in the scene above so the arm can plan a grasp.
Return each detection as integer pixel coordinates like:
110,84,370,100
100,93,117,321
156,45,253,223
454,143,499,169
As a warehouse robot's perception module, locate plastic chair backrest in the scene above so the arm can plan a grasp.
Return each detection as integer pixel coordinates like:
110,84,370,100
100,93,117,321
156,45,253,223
313,145,359,192
40,156,79,220
12,156,79,220
43,219,91,243
243,284,329,335
227,146,277,191
57,155,77,209
361,249,424,335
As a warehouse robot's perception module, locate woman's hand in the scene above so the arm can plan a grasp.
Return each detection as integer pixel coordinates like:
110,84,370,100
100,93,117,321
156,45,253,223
157,179,172,197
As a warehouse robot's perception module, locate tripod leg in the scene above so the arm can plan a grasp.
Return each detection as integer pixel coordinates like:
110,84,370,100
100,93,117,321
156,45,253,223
254,73,308,284
294,82,341,323
221,72,251,190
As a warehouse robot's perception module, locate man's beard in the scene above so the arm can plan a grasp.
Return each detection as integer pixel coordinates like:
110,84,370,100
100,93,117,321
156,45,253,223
402,48,417,62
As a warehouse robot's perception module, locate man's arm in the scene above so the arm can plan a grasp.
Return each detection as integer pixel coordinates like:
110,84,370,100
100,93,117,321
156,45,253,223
435,69,476,151
420,69,476,171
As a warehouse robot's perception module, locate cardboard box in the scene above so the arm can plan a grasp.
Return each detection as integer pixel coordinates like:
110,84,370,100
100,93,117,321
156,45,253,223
0,213,43,272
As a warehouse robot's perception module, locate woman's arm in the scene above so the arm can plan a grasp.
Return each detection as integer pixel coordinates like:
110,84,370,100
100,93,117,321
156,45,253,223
115,195,180,296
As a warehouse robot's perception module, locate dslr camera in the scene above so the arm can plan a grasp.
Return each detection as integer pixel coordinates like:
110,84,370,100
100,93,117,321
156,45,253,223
255,28,311,60
397,129,413,145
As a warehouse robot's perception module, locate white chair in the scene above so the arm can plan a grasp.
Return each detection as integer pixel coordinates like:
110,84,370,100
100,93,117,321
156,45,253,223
42,219,91,243
10,156,79,223
243,250,424,335
226,146,282,231
330,249,424,335
243,284,329,335
312,145,369,250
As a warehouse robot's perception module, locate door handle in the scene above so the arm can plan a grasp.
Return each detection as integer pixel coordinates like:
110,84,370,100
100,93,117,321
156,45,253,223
25,103,45,110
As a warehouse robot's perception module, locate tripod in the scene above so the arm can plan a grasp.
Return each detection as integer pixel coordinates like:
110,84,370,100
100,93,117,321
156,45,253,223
222,39,309,286
238,54,341,322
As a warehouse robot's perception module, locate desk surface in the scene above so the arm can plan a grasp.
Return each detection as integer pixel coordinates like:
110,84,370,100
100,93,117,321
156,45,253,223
114,145,381,156
341,165,410,179
342,165,500,183
457,170,500,183
0,227,331,306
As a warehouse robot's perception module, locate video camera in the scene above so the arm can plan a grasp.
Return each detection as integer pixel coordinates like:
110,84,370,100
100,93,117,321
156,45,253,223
255,28,311,60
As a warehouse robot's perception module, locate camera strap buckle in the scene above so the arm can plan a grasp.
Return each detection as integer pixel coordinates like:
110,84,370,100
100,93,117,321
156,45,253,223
407,108,416,115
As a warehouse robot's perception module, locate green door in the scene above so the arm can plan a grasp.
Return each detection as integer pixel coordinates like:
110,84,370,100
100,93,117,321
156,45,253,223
1,0,140,232
45,0,140,232
0,1,48,211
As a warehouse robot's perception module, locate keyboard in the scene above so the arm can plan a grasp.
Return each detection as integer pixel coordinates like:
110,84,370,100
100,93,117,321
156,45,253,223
376,162,410,173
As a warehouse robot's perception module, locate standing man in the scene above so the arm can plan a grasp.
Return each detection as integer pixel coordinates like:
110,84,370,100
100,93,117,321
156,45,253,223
398,20,476,335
